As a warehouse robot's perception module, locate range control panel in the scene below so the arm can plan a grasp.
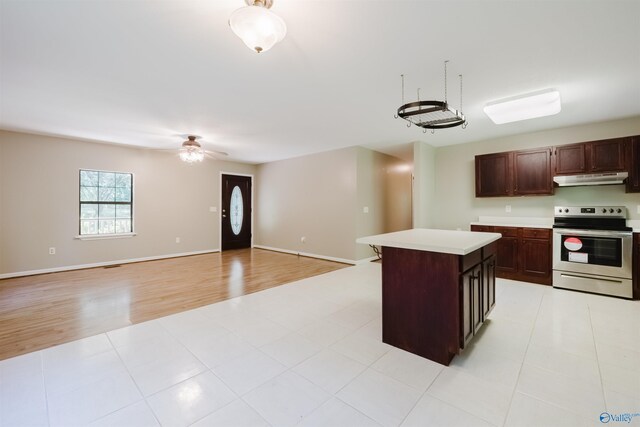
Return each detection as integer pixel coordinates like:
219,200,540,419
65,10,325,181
554,206,627,218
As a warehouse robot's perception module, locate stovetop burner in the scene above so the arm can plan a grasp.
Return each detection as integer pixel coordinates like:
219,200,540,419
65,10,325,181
553,206,632,232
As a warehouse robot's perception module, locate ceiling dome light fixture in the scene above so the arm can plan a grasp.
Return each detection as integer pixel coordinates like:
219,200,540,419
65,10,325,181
179,135,205,163
483,89,561,124
395,61,467,133
229,0,287,54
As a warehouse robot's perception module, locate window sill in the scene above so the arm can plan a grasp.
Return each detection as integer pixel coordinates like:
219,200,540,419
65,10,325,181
75,233,137,241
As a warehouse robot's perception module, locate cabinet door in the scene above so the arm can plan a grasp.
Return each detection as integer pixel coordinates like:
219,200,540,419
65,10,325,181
589,138,627,172
472,264,483,334
520,238,552,285
627,137,640,193
496,235,519,275
482,255,496,318
460,268,475,349
513,148,553,195
554,143,586,175
475,152,512,197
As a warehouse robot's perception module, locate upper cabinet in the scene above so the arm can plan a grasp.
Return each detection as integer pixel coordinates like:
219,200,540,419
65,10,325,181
626,136,640,193
554,143,586,175
476,148,552,197
513,148,553,195
475,136,638,198
553,137,628,175
475,152,512,197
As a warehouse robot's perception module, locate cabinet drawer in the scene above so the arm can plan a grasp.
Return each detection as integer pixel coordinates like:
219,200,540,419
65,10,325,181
493,226,518,238
483,241,497,259
471,225,493,233
522,228,551,239
461,249,482,273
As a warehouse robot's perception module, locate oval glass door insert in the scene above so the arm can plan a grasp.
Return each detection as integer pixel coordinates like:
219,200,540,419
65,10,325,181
230,185,244,235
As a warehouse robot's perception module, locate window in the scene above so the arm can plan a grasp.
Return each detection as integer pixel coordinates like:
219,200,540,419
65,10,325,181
79,169,133,236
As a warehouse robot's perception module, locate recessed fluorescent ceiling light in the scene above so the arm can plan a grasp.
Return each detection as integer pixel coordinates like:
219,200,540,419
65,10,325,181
483,89,561,124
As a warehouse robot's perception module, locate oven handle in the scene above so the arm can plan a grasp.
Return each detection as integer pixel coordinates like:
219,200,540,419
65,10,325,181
553,229,632,238
558,273,626,284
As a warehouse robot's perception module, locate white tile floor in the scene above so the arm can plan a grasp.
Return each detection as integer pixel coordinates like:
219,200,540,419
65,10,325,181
1,262,639,427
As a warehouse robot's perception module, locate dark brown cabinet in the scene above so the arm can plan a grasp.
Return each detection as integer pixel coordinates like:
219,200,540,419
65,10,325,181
475,148,552,197
513,148,553,195
381,240,497,365
554,143,586,175
471,225,552,285
627,137,640,193
521,228,552,282
460,266,477,348
553,137,628,175
495,227,519,276
475,152,512,197
459,244,496,349
475,135,639,197
482,254,496,318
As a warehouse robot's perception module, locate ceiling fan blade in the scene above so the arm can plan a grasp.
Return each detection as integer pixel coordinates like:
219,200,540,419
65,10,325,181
204,149,228,156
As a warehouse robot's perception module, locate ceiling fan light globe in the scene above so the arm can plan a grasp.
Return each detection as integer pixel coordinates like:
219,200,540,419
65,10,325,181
229,5,286,53
179,147,205,163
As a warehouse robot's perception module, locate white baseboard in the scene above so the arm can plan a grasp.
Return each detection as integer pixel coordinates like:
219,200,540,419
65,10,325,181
253,245,377,266
0,249,220,279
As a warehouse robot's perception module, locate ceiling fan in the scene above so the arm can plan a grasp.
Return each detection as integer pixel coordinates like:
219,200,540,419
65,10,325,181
163,135,228,163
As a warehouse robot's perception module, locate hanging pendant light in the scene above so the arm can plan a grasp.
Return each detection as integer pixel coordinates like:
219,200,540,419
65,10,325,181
229,0,287,54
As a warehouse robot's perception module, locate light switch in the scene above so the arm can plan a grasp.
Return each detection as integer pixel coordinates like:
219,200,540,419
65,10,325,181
210,206,217,212
363,206,369,213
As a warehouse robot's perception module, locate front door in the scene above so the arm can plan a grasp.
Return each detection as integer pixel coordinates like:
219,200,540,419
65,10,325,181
221,174,252,250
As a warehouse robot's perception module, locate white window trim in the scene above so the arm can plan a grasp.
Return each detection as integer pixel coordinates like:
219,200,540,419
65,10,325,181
75,233,137,240
79,168,136,237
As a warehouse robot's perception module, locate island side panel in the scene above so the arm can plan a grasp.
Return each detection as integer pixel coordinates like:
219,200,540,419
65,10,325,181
381,246,461,366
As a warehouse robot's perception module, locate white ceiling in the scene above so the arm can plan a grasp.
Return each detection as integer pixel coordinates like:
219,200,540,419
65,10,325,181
1,0,639,164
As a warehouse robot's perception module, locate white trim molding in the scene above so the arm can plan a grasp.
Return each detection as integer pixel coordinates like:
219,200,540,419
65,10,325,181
75,233,137,240
0,249,220,280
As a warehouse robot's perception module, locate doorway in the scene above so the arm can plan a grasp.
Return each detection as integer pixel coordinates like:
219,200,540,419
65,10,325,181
221,174,252,250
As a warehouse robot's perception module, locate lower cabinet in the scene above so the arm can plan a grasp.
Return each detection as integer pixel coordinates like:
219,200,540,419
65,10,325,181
471,225,552,285
460,243,496,349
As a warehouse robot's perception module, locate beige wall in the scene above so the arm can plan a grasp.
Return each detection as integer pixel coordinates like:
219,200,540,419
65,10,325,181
431,116,640,230
255,146,411,262
412,141,436,228
255,147,359,261
0,130,255,275
356,147,412,259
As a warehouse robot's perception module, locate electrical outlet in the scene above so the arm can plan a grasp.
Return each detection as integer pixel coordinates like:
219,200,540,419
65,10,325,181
209,206,217,212
637,205,640,214
505,205,512,213
48,247,56,255
300,236,306,243
175,237,180,243
363,206,369,213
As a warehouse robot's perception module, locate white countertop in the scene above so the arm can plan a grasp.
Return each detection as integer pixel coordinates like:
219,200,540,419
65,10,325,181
470,216,553,229
628,220,640,233
356,228,502,256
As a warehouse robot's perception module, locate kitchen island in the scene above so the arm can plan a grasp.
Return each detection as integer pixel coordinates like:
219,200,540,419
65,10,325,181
357,229,501,366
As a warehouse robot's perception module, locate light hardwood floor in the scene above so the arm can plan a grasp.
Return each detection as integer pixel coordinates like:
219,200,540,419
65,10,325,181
0,248,347,361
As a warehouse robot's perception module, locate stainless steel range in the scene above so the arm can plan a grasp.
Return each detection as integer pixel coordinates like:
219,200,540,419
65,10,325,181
552,206,633,298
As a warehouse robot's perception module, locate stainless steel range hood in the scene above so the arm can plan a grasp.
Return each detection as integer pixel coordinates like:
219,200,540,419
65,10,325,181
553,172,628,187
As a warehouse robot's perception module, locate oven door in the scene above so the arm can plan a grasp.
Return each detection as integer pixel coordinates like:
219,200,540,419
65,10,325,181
552,229,633,279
